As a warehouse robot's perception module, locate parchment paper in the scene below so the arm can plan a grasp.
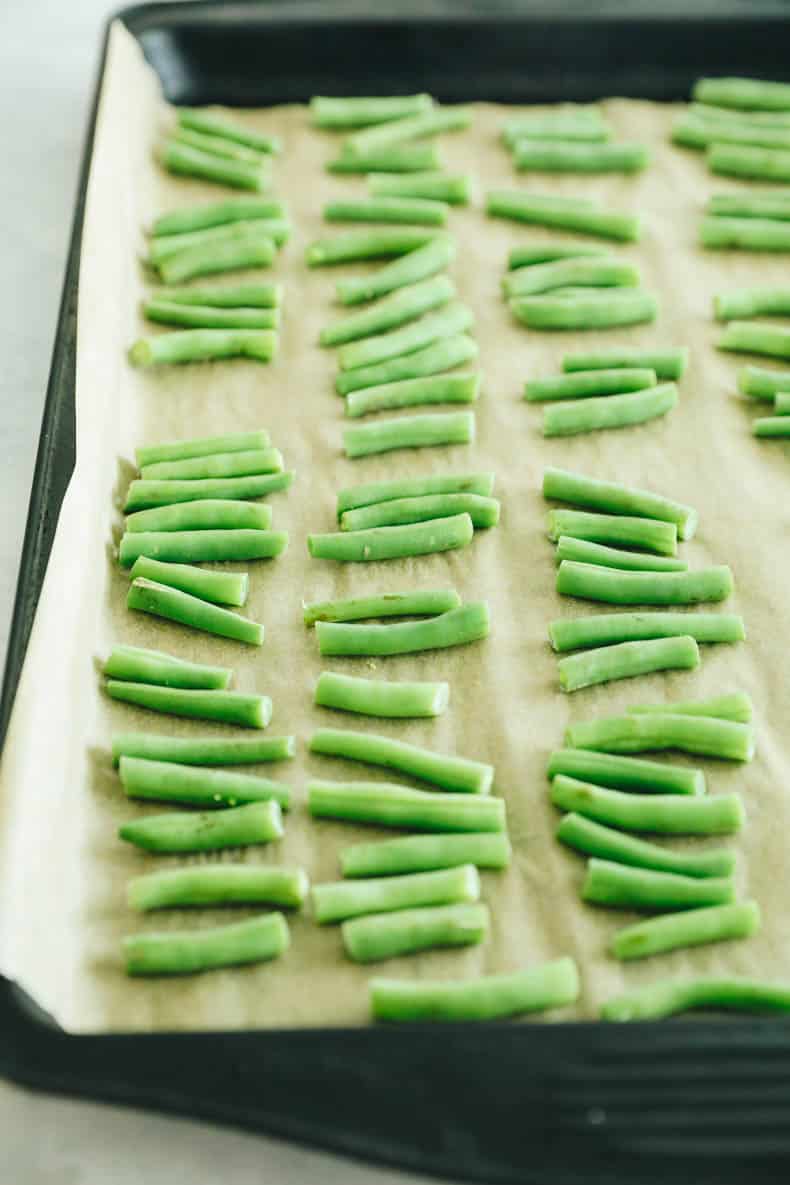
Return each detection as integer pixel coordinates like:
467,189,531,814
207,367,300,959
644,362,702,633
2,22,790,1032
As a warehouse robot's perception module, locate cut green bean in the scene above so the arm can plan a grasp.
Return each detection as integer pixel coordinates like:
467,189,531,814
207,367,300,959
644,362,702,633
161,140,267,192
558,636,699,693
119,800,283,854
324,197,448,226
368,172,470,204
171,128,272,164
127,577,263,646
513,290,658,332
513,139,649,173
583,859,734,911
543,466,697,539
309,780,505,832
103,644,231,690
550,776,744,835
129,328,277,367
128,556,247,608
556,537,686,573
611,900,760,962
303,588,461,625
154,284,281,312
701,216,790,251
310,727,493,795
119,755,289,809
602,975,790,1021
508,243,607,270
566,713,755,761
738,364,790,398
124,912,288,977
526,368,654,402
135,429,270,468
177,108,280,154
124,472,294,512
306,228,435,266
487,190,641,242
336,236,456,306
308,513,473,563
311,94,433,129
143,300,279,331
708,191,790,220
548,749,704,796
106,682,270,728
692,103,790,126
149,220,289,264
557,561,734,605
336,335,478,395
329,144,441,174
346,372,479,417
556,813,736,879
129,865,307,912
140,447,282,481
343,902,488,963
753,416,790,436
503,110,610,145
320,275,455,346
693,77,790,112
112,733,294,766
629,692,752,723
719,321,790,358
126,500,271,535
337,472,494,515
313,863,479,924
344,106,472,156
337,302,473,371
371,957,579,1022
316,601,490,657
562,347,688,380
547,509,677,555
341,493,499,532
673,115,790,151
341,832,511,878
505,258,640,302
343,411,475,456
157,237,277,286
709,143,790,182
152,200,285,237
120,529,287,567
315,671,449,718
549,612,745,653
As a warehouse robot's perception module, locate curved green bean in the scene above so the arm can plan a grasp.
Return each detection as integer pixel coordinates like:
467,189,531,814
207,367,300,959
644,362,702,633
143,300,278,331
337,303,473,371
505,258,640,301
308,513,473,563
341,832,511,878
543,465,697,539
487,190,641,241
562,346,688,380
557,561,734,605
548,749,705,795
340,493,498,532
548,509,677,554
307,228,435,266
551,776,743,835
136,429,270,468
611,900,760,962
177,108,280,154
127,577,263,645
303,588,461,625
153,200,285,237
513,289,657,331
173,126,268,164
320,275,455,346
702,216,790,251
558,635,699,692
566,713,755,761
343,411,475,456
714,286,790,320
542,382,674,434
583,858,734,911
315,602,490,657
129,865,307,912
126,500,271,535
313,863,479,924
738,365,790,398
708,192,790,220
119,800,283,854
149,220,289,265
693,103,790,126
337,335,477,396
526,367,655,402
161,140,267,192
128,556,247,608
508,243,607,270
129,328,277,366
328,143,441,173
346,372,480,417
719,321,790,358
158,236,277,286
153,284,281,312
673,115,790,151
503,109,609,145
514,140,648,173
311,94,433,129
753,415,790,435
693,77,790,111
602,975,790,1021
106,682,270,728
324,196,448,226
336,236,456,306
140,447,282,481
124,912,289,976
103,644,231,690
308,779,505,832
555,537,686,573
629,692,752,723
112,733,294,766
337,471,493,516
119,755,289,809
343,902,488,963
344,106,472,156
124,472,294,512
369,172,470,204
709,143,790,182
315,671,449,718
549,612,745,653
556,813,735,879
120,529,287,566
310,727,493,794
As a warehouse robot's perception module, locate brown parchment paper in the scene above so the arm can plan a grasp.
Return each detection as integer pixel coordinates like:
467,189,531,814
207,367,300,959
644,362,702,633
2,22,790,1033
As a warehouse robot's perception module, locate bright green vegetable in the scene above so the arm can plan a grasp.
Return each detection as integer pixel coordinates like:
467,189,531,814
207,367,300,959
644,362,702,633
124,912,289,976
177,108,280,154
557,561,734,605
611,900,761,961
308,780,505,832
547,508,677,554
513,140,649,173
505,258,640,301
693,104,790,126
343,902,488,963
709,143,790,182
127,577,264,646
139,447,282,481
106,682,270,728
548,749,704,796
103,644,231,690
583,858,735,911
513,290,658,332
337,335,477,396
315,671,449,718
136,429,271,468
143,300,279,331
315,602,490,657
313,863,479,924
673,115,790,151
119,801,283,853
549,612,744,653
337,471,493,516
128,556,248,608
550,775,744,835
161,140,268,192
341,832,511,878
753,416,790,435
124,472,294,512
119,755,289,809
693,77,790,111
701,216,790,251
126,500,271,534
129,865,308,912
307,228,436,266
719,321,790,358
149,220,289,265
157,236,277,286
566,713,755,761
336,236,456,306
343,411,475,456
368,172,471,204
172,127,268,164
562,346,688,380
112,733,294,766
714,286,790,320
344,106,472,155
324,196,448,226
311,94,433,129
152,200,285,237
487,190,641,241
129,329,277,366
320,275,455,347
707,192,790,220
556,813,735,879
508,242,605,270
310,727,493,794
503,109,609,145
738,365,790,398
628,692,752,723
303,588,461,625
328,143,441,173
337,303,473,371
346,372,480,417
525,367,654,401
543,465,697,539
340,492,499,531
542,383,675,435
308,513,473,563
555,536,686,573
602,975,790,1020
558,636,699,692
120,529,288,566
152,282,282,309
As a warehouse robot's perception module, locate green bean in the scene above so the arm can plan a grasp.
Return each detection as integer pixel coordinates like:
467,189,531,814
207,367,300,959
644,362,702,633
693,77,790,111
341,832,511,878
513,140,648,173
308,779,505,832
506,258,640,302
112,733,294,766
343,411,475,456
328,143,441,173
136,430,270,468
547,509,677,555
313,863,479,924
337,303,473,371
526,368,655,402
119,755,289,809
144,300,279,331
127,577,263,646
508,243,607,270
169,126,265,168
673,115,790,151
701,216,790,252
303,588,461,625
308,513,473,563
602,975,790,1021
693,103,790,127
343,902,488,963
153,201,285,237
320,275,455,346
128,556,248,608
344,106,472,155
337,472,494,516
503,109,609,145
106,682,270,728
177,108,280,154
155,286,282,314
543,466,696,539
556,813,736,879
310,727,493,795
103,644,231,690
140,447,282,481
557,636,699,693
487,190,641,241
370,957,579,1022
341,493,499,532
336,237,456,306
611,900,760,962
315,601,490,657
566,713,755,761
336,335,478,395
513,290,658,332
709,143,790,182
129,865,307,912
549,612,745,653
555,537,686,573
346,372,480,417
738,364,790,398
119,529,287,566
324,197,448,226
126,500,271,535
129,328,277,366
368,172,470,204
562,346,688,380
119,800,284,854
161,140,267,192
306,228,436,266
583,858,735,911
550,776,744,835
708,191,790,220
629,692,752,723
315,671,449,718
311,94,433,128
720,320,790,358
149,220,289,264
557,561,734,605
548,749,705,795
157,237,277,286
753,415,790,436
124,912,288,977
124,472,294,512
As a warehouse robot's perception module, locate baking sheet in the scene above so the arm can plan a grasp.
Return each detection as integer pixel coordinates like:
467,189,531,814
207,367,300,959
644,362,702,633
1,20,789,1033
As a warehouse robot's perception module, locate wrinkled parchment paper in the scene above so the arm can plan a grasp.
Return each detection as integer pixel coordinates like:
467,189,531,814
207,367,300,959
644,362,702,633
2,22,790,1032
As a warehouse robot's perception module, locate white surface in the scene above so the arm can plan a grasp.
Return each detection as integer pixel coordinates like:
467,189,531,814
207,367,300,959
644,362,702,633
0,3,435,1180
